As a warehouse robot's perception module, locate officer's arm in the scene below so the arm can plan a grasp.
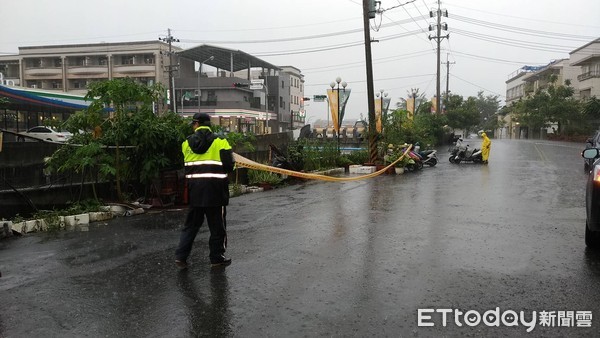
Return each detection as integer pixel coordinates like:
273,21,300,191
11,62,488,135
220,148,235,173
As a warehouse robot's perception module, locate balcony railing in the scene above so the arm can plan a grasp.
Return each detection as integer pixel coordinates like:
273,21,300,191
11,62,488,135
177,99,266,111
578,70,600,81
112,64,155,74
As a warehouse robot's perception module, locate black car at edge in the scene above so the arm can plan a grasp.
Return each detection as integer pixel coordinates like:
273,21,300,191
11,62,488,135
584,130,600,172
582,148,600,248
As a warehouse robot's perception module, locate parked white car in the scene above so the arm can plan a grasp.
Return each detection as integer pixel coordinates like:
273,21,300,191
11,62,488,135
18,126,73,142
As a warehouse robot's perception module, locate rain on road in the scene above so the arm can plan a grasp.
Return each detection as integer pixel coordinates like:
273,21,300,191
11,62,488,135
1,138,599,337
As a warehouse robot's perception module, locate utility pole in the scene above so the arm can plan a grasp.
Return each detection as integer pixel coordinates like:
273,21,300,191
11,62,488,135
445,53,455,113
428,0,448,115
363,0,377,164
159,28,179,113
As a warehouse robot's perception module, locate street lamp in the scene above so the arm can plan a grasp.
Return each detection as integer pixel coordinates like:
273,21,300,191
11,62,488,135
197,56,214,113
329,77,347,153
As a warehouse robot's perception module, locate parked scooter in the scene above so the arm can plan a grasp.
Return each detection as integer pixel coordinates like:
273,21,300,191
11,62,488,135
417,149,438,166
413,142,437,167
449,144,483,164
405,149,424,172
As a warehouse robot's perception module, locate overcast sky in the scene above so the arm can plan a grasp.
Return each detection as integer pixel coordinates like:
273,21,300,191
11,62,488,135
2,0,599,122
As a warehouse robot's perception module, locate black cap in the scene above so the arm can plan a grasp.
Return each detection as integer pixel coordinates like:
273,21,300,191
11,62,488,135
191,113,211,126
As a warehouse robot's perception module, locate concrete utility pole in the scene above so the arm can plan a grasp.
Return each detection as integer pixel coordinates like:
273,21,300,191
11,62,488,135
428,0,448,115
159,28,179,113
363,0,377,164
445,53,455,111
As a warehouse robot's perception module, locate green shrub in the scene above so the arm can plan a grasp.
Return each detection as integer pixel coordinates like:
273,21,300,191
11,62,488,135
336,155,353,167
33,210,62,232
247,169,284,185
347,149,369,165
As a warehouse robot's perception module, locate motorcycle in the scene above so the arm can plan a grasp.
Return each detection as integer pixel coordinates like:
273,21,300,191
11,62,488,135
405,149,424,172
416,149,438,167
449,144,483,164
269,144,301,171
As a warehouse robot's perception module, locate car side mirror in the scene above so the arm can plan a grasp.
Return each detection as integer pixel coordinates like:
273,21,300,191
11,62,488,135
586,138,593,145
582,148,600,159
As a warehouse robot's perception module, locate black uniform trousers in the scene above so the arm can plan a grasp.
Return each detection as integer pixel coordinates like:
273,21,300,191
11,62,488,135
175,206,227,263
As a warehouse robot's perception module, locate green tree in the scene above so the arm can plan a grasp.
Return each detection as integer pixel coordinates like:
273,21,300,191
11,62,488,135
475,91,501,133
511,77,583,137
49,78,189,202
381,108,447,148
446,94,479,134
584,96,600,121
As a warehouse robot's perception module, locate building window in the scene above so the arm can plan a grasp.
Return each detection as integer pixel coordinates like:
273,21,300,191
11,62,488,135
72,57,86,66
122,55,134,65
99,57,108,65
52,81,62,89
27,80,41,88
144,55,155,64
53,58,62,67
281,81,284,88
26,59,42,68
72,80,87,89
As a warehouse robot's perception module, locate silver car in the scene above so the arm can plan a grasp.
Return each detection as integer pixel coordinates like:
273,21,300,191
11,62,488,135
18,126,72,142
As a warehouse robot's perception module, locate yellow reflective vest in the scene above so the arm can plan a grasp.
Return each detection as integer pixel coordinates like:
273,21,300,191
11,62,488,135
182,126,234,207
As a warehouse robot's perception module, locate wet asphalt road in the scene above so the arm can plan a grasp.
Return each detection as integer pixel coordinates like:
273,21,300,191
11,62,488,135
1,139,600,337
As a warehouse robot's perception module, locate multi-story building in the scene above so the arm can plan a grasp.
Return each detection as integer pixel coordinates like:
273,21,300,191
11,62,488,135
280,66,305,130
520,59,579,97
0,42,305,135
503,37,600,139
570,38,600,99
505,66,537,107
0,41,174,94
505,38,600,106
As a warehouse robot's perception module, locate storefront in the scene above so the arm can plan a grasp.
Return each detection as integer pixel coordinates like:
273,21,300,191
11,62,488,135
0,84,90,139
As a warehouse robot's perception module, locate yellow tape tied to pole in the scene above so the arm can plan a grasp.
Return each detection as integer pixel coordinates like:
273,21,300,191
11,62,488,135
233,145,413,182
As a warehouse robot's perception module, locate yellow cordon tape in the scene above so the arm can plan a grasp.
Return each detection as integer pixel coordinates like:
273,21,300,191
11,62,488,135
233,144,413,182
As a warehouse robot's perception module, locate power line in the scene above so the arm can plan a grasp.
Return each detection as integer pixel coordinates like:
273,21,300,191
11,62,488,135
249,29,422,57
451,29,578,53
450,50,545,66
304,73,436,87
303,49,432,73
452,14,597,42
180,18,424,45
451,74,504,98
177,17,362,33
444,1,600,30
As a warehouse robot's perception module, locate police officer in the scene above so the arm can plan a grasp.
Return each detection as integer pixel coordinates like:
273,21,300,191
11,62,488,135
175,113,235,268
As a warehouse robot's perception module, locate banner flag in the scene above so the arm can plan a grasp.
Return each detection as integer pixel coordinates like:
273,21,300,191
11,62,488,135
406,97,415,120
339,89,351,131
375,98,382,133
328,89,351,132
383,97,391,124
327,89,339,131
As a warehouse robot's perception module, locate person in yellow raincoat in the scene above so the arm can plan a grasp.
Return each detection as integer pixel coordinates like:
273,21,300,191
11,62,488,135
481,132,491,164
